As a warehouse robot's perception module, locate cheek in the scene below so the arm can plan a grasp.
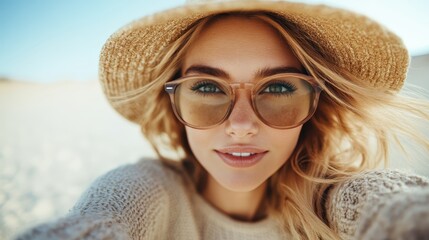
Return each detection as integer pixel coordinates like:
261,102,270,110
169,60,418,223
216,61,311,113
185,127,213,159
270,126,302,162
185,127,224,182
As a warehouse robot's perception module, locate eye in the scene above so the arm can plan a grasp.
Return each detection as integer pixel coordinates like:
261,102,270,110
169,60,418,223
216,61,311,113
191,80,224,94
262,81,297,94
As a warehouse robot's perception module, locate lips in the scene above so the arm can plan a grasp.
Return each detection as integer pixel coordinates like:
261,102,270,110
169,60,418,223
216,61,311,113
215,146,268,168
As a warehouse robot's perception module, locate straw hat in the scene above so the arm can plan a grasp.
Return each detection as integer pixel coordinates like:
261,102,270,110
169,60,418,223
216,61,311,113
99,0,409,123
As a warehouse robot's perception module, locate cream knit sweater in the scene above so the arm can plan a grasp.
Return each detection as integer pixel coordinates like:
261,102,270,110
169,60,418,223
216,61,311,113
15,158,429,240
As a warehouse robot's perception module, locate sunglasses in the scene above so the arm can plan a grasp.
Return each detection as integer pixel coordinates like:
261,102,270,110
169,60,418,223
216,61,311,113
165,73,323,129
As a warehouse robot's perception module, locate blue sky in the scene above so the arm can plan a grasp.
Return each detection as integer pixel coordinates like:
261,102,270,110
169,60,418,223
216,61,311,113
1,0,428,83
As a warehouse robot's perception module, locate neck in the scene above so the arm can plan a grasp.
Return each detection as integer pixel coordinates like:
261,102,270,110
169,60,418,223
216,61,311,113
202,175,268,222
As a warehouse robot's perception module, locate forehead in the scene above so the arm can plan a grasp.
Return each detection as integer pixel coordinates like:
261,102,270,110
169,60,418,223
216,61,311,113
182,15,303,81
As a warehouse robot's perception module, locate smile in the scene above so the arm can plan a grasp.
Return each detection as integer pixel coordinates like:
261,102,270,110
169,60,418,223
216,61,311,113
215,146,268,168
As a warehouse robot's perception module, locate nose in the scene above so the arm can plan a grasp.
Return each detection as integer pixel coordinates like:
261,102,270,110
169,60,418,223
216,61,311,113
224,91,259,138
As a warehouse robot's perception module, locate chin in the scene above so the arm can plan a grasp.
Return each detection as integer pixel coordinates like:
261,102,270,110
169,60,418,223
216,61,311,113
213,171,266,192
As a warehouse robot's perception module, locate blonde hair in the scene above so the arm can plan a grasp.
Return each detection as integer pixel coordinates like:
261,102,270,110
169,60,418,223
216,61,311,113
132,11,429,239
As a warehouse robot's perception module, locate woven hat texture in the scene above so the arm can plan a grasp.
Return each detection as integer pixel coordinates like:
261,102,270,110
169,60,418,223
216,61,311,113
99,0,409,123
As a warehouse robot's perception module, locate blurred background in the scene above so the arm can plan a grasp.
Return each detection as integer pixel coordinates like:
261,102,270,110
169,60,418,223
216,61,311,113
1,0,429,239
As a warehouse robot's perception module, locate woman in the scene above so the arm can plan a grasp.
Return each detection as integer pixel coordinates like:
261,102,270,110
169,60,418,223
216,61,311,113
16,0,429,239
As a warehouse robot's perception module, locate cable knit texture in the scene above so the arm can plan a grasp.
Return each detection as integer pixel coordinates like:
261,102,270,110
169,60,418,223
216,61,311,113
326,170,429,240
14,159,429,240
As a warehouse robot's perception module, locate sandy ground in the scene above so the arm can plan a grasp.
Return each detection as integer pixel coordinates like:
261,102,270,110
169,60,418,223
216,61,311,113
1,55,428,239
0,81,156,239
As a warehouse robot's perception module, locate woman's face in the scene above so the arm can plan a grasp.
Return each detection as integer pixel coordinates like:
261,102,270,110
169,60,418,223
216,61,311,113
183,16,304,192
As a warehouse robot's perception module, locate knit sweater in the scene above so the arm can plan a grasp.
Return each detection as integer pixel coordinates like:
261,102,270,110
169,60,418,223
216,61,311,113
15,158,429,240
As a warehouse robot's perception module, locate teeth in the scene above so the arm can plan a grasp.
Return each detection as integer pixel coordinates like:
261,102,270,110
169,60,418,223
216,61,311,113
230,152,254,157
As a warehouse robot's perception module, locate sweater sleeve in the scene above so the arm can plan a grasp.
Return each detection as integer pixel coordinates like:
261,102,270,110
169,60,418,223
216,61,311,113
14,159,172,240
325,169,429,240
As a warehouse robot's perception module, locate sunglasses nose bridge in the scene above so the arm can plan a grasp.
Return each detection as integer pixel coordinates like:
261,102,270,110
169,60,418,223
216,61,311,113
230,82,254,90
227,82,257,118
229,82,256,105
229,82,255,97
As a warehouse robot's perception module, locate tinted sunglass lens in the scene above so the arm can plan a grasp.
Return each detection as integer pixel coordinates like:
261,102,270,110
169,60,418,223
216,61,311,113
254,77,314,127
175,78,231,128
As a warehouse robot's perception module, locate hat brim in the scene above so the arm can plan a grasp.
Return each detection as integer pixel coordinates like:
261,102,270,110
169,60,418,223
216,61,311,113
99,0,409,122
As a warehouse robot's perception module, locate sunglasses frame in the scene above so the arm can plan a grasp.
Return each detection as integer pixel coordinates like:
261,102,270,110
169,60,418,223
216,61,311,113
164,73,323,129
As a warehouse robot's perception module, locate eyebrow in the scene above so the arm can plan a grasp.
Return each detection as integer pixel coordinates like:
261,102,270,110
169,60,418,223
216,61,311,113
256,66,303,77
184,65,303,79
184,65,229,78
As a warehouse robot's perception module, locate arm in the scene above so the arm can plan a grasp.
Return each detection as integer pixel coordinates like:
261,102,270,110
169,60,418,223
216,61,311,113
14,159,171,240
325,170,429,240
15,214,130,240
354,187,429,240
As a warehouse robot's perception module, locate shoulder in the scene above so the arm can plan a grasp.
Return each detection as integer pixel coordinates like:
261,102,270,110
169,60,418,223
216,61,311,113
326,169,429,239
95,157,183,182
102,157,185,186
71,158,189,217
333,169,429,199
